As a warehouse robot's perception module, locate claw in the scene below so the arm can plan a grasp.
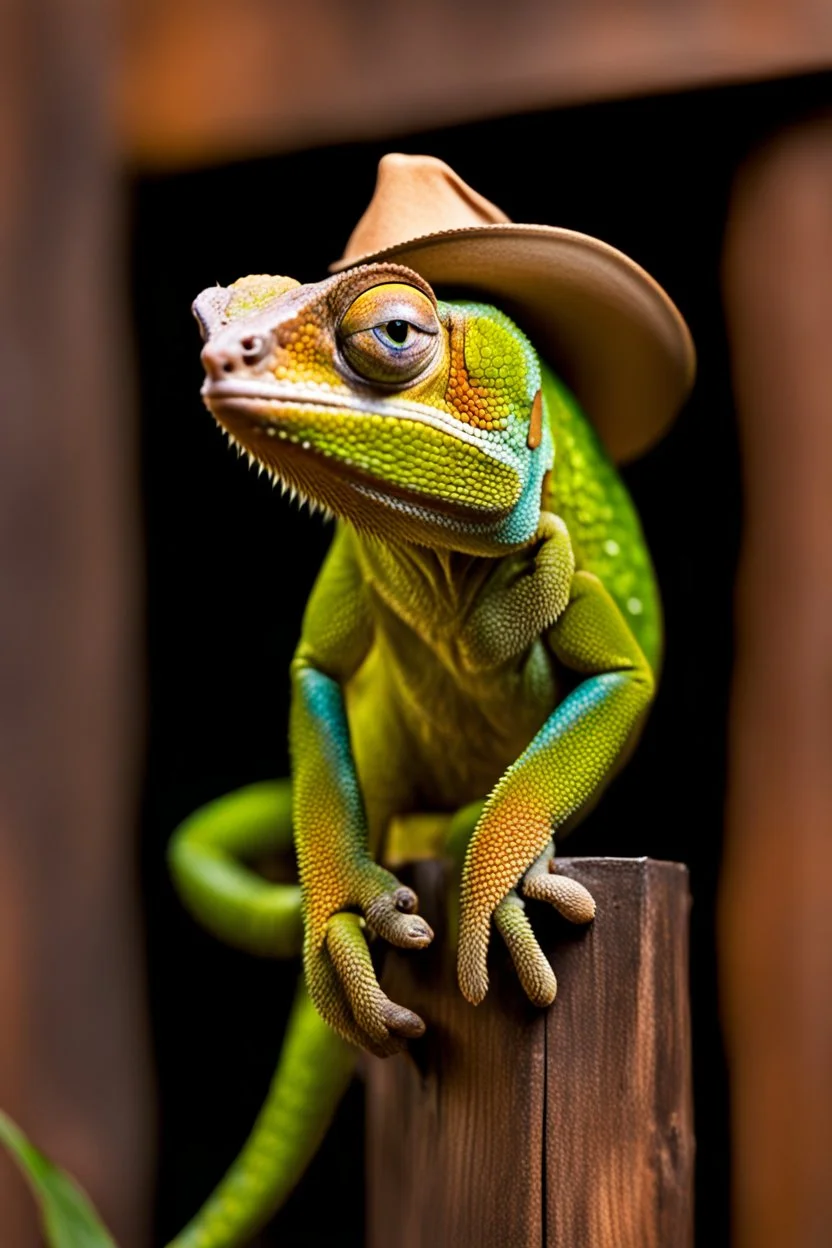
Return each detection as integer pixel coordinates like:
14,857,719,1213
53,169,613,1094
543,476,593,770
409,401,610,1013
305,867,435,1053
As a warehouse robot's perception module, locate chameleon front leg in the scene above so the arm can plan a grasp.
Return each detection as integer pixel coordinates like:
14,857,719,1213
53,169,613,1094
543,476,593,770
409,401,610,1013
457,569,655,1005
291,527,433,1056
292,660,433,1056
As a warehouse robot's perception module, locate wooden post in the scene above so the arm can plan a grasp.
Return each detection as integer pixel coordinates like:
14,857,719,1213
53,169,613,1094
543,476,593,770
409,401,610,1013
367,858,693,1248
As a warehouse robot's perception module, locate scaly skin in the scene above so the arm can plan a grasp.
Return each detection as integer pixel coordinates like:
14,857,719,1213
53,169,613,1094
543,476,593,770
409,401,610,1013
164,264,660,1245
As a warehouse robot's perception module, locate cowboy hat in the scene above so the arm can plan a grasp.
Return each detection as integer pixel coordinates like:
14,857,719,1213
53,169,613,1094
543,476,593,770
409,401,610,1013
330,153,695,463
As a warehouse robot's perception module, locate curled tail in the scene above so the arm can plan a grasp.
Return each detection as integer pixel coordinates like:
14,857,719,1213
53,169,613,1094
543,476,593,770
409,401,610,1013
165,782,357,1246
167,981,356,1248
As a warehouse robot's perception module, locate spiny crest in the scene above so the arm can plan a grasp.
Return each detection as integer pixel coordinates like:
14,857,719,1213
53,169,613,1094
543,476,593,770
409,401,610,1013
221,426,333,519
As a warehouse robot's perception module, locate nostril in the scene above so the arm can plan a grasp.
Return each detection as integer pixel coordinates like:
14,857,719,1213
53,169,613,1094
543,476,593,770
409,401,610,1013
202,330,270,382
240,333,269,364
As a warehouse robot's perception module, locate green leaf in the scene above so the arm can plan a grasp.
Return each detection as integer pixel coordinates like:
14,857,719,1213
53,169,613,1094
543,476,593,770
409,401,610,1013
0,1110,118,1248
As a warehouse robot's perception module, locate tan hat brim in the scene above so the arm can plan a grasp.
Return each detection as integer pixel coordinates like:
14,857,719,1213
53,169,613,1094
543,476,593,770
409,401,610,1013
331,224,695,463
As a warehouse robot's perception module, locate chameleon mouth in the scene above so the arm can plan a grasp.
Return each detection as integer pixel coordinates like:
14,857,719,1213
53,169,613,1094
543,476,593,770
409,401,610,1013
202,377,498,451
202,388,514,526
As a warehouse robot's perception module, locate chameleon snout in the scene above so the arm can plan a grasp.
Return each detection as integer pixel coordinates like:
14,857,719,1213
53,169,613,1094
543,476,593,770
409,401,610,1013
201,326,274,382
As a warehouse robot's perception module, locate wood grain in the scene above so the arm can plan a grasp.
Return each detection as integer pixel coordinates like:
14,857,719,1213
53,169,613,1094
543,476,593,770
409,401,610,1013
367,857,693,1248
367,862,545,1248
544,859,694,1248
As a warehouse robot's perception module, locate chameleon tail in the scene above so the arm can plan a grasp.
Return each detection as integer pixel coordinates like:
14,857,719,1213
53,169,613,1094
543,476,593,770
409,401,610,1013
0,987,355,1248
167,780,303,959
165,782,357,1246
167,979,356,1248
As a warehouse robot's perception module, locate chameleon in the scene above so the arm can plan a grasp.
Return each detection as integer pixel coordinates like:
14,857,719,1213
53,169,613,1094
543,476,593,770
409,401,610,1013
156,259,662,1247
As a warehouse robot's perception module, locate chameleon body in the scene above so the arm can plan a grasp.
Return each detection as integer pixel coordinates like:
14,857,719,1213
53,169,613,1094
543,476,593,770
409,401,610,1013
166,263,659,1246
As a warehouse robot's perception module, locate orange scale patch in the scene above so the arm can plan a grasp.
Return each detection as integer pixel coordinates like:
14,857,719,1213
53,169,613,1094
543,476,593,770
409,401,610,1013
275,308,340,382
444,322,508,432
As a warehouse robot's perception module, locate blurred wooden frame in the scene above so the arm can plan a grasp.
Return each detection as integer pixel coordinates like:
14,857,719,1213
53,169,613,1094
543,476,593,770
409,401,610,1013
0,2,151,1245
721,116,832,1248
121,0,832,168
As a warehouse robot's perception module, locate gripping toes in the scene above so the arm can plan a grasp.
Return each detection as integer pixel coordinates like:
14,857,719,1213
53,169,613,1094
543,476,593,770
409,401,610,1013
354,865,435,950
459,892,557,1008
306,868,434,1055
458,842,596,1010
325,912,425,1053
494,891,557,1006
522,842,596,924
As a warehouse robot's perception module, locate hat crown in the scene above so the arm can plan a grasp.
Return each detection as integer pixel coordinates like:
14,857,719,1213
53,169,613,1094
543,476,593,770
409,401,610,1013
341,153,510,263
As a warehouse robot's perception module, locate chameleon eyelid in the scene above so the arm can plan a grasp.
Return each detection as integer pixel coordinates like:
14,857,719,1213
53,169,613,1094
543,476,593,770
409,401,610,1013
339,287,440,338
344,307,438,339
370,324,430,353
339,322,441,385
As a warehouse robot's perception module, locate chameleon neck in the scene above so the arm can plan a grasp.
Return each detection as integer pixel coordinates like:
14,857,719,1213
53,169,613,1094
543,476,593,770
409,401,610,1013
354,530,507,649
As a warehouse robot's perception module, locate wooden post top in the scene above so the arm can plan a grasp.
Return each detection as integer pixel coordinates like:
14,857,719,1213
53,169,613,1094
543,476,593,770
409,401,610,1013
368,856,693,1248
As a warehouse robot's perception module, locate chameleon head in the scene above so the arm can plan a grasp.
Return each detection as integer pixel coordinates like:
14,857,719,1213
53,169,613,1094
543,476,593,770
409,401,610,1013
194,263,552,554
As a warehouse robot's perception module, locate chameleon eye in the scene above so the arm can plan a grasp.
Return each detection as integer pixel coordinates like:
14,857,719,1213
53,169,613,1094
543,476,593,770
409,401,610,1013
380,320,409,344
339,283,441,385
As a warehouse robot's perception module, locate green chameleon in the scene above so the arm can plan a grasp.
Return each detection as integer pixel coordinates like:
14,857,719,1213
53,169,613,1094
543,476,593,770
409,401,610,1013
0,258,667,1248
161,262,663,1246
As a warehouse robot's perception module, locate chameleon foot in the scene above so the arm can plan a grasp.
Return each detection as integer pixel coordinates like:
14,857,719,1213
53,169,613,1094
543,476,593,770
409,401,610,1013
458,841,595,1008
305,866,434,1055
364,885,434,948
522,841,596,924
326,912,426,1050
